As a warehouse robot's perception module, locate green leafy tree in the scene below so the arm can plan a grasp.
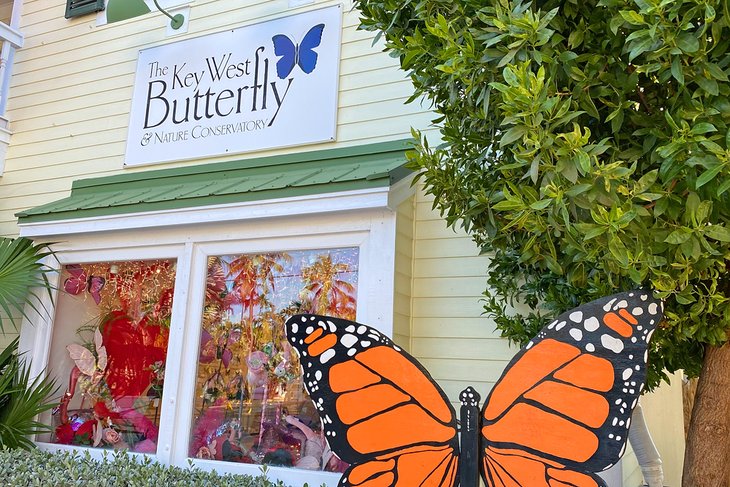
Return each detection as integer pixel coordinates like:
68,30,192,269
0,238,56,448
357,0,730,483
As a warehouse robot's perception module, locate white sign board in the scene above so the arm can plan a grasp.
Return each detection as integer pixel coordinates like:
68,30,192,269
125,6,342,166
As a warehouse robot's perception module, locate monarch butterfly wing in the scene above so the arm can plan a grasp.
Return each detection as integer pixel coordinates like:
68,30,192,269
271,34,297,79
297,23,325,74
480,290,663,487
286,314,460,487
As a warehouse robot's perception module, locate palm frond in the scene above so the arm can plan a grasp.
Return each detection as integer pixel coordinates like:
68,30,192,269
0,339,57,449
0,238,54,334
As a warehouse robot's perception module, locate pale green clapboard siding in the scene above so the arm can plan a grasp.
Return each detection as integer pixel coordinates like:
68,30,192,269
410,189,517,408
0,0,432,236
392,196,414,352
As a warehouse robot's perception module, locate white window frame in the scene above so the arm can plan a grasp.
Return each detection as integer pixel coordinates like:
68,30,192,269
19,184,410,487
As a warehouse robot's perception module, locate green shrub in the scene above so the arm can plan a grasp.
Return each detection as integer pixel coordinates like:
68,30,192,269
0,448,290,487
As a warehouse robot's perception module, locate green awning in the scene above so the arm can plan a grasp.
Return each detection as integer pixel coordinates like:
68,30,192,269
17,140,412,224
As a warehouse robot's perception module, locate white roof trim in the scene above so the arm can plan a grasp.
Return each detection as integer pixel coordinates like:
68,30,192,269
18,187,395,238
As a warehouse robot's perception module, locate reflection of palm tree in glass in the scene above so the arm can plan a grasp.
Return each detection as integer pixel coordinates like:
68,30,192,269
302,255,357,320
227,253,290,345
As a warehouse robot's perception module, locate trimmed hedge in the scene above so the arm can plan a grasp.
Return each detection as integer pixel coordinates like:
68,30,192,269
0,448,291,486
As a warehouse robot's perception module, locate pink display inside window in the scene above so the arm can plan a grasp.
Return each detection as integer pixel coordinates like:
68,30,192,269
41,259,176,453
189,248,357,472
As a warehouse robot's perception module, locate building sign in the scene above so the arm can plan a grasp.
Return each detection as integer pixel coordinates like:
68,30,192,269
124,6,342,167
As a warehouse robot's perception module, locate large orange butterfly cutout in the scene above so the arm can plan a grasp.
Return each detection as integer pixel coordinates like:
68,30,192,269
285,290,663,487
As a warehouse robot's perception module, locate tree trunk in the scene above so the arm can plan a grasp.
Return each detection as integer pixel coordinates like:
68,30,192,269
683,343,730,486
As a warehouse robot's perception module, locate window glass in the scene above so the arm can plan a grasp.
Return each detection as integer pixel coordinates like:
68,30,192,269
41,259,177,453
189,248,357,472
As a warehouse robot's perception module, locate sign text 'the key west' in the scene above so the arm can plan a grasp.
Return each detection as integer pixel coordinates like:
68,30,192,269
125,6,342,166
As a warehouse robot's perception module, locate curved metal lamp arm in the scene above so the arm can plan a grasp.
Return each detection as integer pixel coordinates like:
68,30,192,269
151,0,185,29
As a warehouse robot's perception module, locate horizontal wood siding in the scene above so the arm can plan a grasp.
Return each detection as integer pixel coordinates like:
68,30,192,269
0,0,432,236
392,196,413,352
410,190,516,407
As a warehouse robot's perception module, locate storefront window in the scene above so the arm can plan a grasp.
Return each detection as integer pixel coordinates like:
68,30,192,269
189,248,357,471
41,259,177,453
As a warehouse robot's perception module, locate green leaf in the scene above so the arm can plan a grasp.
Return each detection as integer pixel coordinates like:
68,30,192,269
608,237,630,267
704,225,730,242
671,57,685,84
629,37,654,61
609,15,624,35
676,33,700,53
499,126,528,146
717,178,730,196
704,62,728,81
530,199,552,210
619,10,645,25
696,164,724,189
696,76,720,96
665,229,692,244
565,183,593,197
690,123,717,135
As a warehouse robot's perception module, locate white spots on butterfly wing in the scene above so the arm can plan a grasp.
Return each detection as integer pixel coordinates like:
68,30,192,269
555,321,567,331
603,298,617,312
569,311,583,323
648,303,658,315
327,321,336,333
631,337,637,343
291,322,299,334
340,334,358,348
644,350,649,362
526,341,534,350
345,325,356,333
619,443,627,457
394,345,402,352
315,370,322,381
586,343,595,352
320,348,336,364
614,300,628,310
615,399,622,405
646,329,655,343
622,368,633,380
612,417,618,426
569,328,583,342
632,307,644,316
547,320,557,330
347,348,357,357
305,326,314,335
361,340,372,348
640,294,648,301
601,334,625,353
584,316,600,332
357,325,367,334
